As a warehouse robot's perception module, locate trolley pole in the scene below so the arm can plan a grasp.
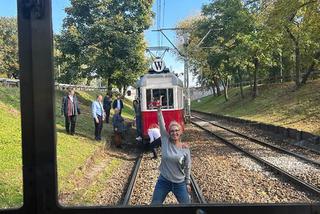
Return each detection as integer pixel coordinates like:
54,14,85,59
184,47,191,122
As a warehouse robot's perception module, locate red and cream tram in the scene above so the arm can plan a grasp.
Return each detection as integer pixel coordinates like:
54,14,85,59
136,69,184,138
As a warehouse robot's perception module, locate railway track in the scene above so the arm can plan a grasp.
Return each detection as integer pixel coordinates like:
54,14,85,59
192,110,320,158
190,115,320,198
122,153,206,205
192,113,320,167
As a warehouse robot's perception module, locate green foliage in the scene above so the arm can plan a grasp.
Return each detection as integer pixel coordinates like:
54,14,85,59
0,17,18,78
178,0,320,99
192,79,320,135
265,0,320,86
56,0,153,87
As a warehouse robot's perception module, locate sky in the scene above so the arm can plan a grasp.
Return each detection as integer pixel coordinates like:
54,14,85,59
0,0,211,86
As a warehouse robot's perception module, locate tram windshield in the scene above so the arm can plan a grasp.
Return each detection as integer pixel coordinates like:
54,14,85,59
146,88,173,110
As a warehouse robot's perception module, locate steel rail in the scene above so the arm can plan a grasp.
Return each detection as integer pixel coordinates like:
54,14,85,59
293,143,320,156
190,174,207,204
192,113,320,167
191,119,320,197
122,154,143,206
192,109,320,156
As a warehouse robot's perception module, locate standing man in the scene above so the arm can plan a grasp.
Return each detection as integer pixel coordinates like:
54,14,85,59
92,95,104,141
103,93,112,124
112,95,124,115
61,87,80,135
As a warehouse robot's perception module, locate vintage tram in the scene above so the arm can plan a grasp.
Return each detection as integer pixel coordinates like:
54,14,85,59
136,68,184,138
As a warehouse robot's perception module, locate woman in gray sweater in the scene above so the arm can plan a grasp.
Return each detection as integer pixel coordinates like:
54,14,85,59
151,105,191,204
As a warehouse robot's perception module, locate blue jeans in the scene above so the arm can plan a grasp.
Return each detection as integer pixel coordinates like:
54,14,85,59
151,175,190,204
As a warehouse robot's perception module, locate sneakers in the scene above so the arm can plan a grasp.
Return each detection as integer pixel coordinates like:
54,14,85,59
136,136,142,141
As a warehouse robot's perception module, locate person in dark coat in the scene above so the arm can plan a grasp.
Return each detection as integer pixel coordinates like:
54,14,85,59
103,93,112,124
112,108,126,148
112,95,124,115
61,87,81,135
133,98,142,141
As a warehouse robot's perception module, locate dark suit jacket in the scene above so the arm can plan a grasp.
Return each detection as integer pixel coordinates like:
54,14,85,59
112,99,124,110
103,96,112,111
61,95,80,117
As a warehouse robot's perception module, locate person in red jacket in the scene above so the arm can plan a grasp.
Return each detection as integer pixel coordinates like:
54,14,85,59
61,87,80,135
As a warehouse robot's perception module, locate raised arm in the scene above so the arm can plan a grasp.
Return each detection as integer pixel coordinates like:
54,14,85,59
184,150,191,185
157,107,168,138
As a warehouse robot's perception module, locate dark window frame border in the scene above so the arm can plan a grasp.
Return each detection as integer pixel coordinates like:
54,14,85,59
0,0,319,213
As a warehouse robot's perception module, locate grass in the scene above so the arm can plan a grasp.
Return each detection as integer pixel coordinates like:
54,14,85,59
192,79,320,135
0,86,135,209
76,158,123,205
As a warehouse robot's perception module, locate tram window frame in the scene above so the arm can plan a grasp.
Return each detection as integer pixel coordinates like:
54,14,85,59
10,0,320,213
146,88,173,110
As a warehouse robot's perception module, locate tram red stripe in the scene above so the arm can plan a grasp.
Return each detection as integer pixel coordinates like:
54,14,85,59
141,109,185,138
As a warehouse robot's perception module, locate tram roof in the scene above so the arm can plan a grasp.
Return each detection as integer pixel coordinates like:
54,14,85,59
136,72,183,88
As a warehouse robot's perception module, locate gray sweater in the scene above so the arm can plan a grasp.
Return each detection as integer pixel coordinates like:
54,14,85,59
157,109,191,184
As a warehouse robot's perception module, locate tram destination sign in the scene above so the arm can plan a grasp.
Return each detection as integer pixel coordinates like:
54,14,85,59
152,58,166,72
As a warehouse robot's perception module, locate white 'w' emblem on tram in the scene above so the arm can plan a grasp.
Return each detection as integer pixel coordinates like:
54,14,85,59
152,59,165,72
154,61,163,70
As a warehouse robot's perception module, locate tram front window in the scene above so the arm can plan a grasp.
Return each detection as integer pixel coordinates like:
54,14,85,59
146,88,173,110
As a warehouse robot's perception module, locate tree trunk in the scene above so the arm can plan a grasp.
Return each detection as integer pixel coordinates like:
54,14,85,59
107,77,113,94
252,57,259,98
300,51,320,86
213,77,221,96
295,43,301,87
279,50,283,83
286,27,301,87
122,86,127,96
210,84,216,96
222,78,229,102
86,78,91,86
237,69,244,99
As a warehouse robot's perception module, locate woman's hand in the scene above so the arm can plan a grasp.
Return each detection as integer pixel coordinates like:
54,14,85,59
95,118,99,123
187,184,191,193
155,100,161,109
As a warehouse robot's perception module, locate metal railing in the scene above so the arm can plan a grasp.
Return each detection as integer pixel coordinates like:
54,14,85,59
0,78,108,91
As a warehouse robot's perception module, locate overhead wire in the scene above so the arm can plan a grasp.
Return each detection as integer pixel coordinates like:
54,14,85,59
161,0,165,46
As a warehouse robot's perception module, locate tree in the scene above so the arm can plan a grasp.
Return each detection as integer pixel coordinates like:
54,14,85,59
0,17,18,78
57,0,153,88
265,0,320,87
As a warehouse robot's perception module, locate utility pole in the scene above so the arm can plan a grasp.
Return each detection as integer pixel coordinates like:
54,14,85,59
183,33,191,122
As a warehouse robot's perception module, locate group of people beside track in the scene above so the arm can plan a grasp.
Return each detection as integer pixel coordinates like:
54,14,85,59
61,87,125,145
61,87,192,204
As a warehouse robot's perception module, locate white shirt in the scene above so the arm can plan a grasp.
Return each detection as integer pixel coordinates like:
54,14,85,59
117,99,121,109
148,128,161,143
68,95,74,103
